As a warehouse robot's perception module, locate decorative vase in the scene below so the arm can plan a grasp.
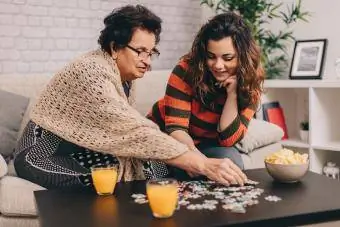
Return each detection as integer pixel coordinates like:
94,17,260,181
299,130,309,142
335,58,340,79
323,162,340,180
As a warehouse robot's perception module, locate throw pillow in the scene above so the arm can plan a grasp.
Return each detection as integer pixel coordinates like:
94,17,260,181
0,126,17,158
18,96,38,139
236,119,284,154
0,90,29,158
0,154,8,178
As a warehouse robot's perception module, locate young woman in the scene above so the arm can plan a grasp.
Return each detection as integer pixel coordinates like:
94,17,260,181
147,12,264,180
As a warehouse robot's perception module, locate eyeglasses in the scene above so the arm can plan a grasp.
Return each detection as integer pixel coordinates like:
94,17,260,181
126,45,160,60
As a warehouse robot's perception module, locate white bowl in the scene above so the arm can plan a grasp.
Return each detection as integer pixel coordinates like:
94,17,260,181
265,161,309,183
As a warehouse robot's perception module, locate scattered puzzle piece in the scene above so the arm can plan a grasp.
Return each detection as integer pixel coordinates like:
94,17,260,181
131,179,282,213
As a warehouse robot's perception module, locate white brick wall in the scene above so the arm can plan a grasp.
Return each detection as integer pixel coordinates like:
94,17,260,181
0,0,202,75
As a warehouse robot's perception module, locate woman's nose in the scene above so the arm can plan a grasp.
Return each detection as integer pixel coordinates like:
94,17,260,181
214,58,224,70
142,55,152,66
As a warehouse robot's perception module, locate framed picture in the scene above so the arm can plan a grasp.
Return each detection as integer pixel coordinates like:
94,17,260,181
289,39,327,79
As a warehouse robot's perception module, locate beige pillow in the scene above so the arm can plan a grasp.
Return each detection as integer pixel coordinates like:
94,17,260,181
0,154,8,178
236,119,284,154
0,176,45,216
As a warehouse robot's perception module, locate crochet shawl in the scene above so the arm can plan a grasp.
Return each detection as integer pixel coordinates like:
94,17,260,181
31,49,189,181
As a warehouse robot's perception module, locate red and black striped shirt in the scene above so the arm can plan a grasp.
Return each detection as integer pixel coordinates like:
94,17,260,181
147,60,256,147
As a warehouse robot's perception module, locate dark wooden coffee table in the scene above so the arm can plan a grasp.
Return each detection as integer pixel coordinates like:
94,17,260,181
34,169,340,227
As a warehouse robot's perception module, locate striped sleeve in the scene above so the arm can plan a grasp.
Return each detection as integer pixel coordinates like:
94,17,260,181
164,61,193,134
218,104,257,147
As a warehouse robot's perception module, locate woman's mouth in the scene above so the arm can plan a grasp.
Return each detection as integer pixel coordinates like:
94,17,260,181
213,71,229,81
138,67,147,73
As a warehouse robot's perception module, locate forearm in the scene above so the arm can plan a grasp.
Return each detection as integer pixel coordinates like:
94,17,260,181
163,150,207,174
218,93,238,131
170,130,196,150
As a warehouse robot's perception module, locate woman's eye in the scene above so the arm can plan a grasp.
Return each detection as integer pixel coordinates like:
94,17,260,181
207,54,215,59
223,57,234,61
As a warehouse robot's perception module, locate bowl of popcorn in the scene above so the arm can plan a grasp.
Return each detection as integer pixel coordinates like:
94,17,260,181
264,148,309,183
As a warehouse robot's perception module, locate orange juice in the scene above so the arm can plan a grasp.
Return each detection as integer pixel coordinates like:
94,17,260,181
91,166,118,195
146,179,178,218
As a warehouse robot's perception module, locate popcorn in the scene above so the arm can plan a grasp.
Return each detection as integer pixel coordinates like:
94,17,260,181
265,148,308,164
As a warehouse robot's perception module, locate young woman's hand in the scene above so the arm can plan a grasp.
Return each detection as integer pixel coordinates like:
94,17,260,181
202,157,247,186
217,75,237,95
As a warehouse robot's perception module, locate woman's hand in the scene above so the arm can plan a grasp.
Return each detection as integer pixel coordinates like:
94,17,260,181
186,146,204,177
217,75,237,95
202,157,247,186
165,148,247,186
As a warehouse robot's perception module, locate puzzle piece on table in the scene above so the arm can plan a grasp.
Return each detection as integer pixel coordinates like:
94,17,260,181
245,179,260,185
265,195,282,202
223,203,246,213
231,205,246,213
131,193,146,199
134,198,148,204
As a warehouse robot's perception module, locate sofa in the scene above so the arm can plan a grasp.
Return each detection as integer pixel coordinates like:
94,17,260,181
0,71,283,227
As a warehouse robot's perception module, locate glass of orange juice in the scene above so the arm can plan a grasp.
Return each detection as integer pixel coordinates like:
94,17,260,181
91,165,118,196
146,178,178,218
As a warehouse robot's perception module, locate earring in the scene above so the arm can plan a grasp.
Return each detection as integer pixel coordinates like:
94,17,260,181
110,42,117,60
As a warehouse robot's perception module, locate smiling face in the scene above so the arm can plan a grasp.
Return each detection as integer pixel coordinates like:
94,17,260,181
205,36,239,83
114,28,157,81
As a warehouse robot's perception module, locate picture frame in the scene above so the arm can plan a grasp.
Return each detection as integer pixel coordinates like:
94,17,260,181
289,39,327,80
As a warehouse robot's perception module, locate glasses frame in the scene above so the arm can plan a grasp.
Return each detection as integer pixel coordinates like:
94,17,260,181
126,44,160,60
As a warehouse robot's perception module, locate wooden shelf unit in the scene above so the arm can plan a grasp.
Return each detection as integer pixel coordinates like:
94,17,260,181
262,80,340,174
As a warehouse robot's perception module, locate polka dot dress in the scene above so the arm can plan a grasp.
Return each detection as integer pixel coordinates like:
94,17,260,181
14,121,170,189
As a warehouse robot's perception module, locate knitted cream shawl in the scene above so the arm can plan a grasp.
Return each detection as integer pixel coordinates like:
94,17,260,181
31,49,189,181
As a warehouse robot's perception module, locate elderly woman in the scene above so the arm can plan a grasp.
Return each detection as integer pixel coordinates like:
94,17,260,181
14,5,247,190
147,12,264,180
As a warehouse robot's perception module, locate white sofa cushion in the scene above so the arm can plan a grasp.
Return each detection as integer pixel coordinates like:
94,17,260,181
0,155,7,178
0,74,52,138
0,216,40,227
245,142,283,169
0,74,52,98
0,176,45,216
236,119,284,154
135,70,170,115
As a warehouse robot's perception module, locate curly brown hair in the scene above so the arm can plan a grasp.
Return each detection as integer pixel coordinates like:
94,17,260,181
98,5,162,54
183,11,264,110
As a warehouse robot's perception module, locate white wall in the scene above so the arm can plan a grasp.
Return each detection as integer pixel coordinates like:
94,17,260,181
0,0,201,75
269,0,340,80
201,0,340,80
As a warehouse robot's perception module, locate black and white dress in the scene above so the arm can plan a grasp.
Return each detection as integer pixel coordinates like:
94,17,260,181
14,82,169,189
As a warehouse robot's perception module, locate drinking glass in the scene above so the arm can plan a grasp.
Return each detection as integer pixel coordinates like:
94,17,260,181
146,178,178,218
91,165,118,195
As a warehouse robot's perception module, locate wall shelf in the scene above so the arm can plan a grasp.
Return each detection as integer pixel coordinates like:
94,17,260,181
312,142,340,152
264,79,340,88
280,139,309,149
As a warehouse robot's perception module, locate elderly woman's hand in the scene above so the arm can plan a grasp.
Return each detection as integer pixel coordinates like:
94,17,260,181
165,149,247,186
202,157,247,186
186,147,205,178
